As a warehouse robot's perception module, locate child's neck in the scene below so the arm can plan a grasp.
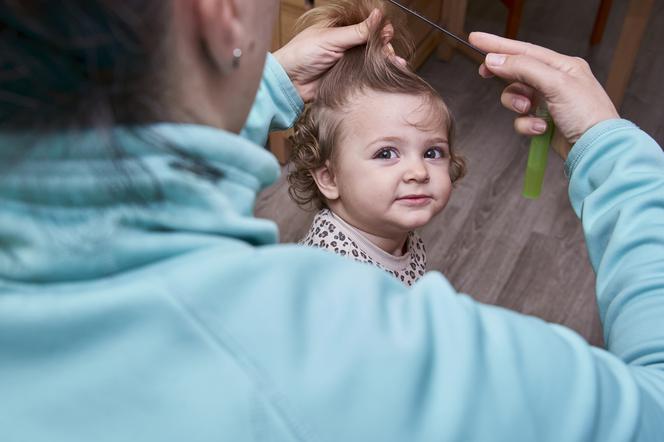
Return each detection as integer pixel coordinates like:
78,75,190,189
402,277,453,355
361,229,409,256
329,210,409,256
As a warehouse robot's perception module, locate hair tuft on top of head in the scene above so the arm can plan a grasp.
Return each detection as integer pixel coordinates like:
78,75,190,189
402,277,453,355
294,0,414,61
294,0,417,109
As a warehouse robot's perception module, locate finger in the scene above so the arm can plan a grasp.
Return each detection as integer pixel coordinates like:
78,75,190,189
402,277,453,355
504,81,535,99
483,53,564,98
501,82,535,113
479,63,494,78
393,56,407,68
469,32,569,69
381,23,394,44
326,8,382,49
514,116,548,136
383,43,407,67
503,93,531,114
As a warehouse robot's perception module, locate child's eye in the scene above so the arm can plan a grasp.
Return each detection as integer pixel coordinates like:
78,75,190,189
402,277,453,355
424,147,447,159
374,147,399,160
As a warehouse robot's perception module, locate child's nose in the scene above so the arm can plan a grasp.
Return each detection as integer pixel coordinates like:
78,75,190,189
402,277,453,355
403,159,430,183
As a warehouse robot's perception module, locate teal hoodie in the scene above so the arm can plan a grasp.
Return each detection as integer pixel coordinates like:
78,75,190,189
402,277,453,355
1,54,663,441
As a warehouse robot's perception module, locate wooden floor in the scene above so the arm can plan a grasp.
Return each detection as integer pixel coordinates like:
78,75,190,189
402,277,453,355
256,0,664,347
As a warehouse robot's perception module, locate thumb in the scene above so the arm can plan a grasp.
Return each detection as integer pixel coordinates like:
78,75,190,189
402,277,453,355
326,8,382,50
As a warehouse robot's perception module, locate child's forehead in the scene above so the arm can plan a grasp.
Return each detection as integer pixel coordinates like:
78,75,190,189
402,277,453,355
342,90,449,132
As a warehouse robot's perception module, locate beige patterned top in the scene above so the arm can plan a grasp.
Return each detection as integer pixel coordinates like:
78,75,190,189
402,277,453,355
300,209,427,286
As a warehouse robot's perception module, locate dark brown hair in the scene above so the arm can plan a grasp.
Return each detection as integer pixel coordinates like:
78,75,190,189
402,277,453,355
0,0,170,130
0,1,206,203
287,0,466,210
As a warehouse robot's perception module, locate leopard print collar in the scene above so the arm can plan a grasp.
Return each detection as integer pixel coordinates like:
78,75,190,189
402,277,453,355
300,209,426,286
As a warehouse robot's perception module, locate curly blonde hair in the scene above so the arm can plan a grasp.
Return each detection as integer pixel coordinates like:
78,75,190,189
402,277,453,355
287,0,466,210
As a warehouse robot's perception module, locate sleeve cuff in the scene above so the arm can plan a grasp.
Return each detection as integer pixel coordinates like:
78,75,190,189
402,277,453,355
265,53,304,128
564,119,637,179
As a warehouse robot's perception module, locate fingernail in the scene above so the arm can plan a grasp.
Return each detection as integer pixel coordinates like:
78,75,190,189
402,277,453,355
478,65,495,78
513,98,529,113
533,121,547,133
486,54,505,67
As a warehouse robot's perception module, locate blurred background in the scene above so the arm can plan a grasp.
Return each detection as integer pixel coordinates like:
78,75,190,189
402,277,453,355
258,0,664,346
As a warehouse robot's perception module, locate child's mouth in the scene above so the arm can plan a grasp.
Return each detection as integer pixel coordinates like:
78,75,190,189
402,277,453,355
396,195,433,207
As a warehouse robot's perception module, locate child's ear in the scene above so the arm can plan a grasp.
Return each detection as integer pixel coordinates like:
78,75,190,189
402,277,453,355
311,160,339,201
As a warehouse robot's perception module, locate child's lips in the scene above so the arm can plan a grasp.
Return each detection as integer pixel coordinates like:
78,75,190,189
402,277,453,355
396,195,433,206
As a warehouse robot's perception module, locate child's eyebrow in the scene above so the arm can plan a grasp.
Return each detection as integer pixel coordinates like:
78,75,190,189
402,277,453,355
425,137,450,145
367,136,403,146
365,136,450,148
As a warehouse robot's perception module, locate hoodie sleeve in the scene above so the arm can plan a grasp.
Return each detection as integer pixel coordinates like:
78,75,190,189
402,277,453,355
174,118,664,441
564,119,664,437
240,53,304,147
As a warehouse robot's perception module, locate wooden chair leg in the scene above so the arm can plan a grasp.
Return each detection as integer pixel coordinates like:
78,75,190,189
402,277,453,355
505,0,525,39
437,0,469,61
268,132,291,165
590,0,613,45
605,0,655,108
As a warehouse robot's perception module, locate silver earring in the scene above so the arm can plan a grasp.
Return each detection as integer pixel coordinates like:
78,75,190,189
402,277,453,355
232,48,242,69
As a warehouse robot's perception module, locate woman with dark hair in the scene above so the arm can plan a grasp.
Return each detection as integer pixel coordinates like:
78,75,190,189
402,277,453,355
1,1,663,441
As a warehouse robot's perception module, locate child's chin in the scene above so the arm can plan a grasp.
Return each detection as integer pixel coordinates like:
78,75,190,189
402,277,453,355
399,214,433,230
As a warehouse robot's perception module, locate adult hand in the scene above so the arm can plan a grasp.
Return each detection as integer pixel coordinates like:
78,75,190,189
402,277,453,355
274,9,406,103
469,32,619,159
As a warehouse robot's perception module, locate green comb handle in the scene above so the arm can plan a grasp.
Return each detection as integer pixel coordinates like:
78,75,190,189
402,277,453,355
522,105,554,199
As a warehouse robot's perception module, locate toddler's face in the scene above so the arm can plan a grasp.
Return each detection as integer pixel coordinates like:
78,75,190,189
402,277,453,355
329,90,453,238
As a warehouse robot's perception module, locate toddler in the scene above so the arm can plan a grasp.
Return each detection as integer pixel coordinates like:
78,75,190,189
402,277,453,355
288,0,465,286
